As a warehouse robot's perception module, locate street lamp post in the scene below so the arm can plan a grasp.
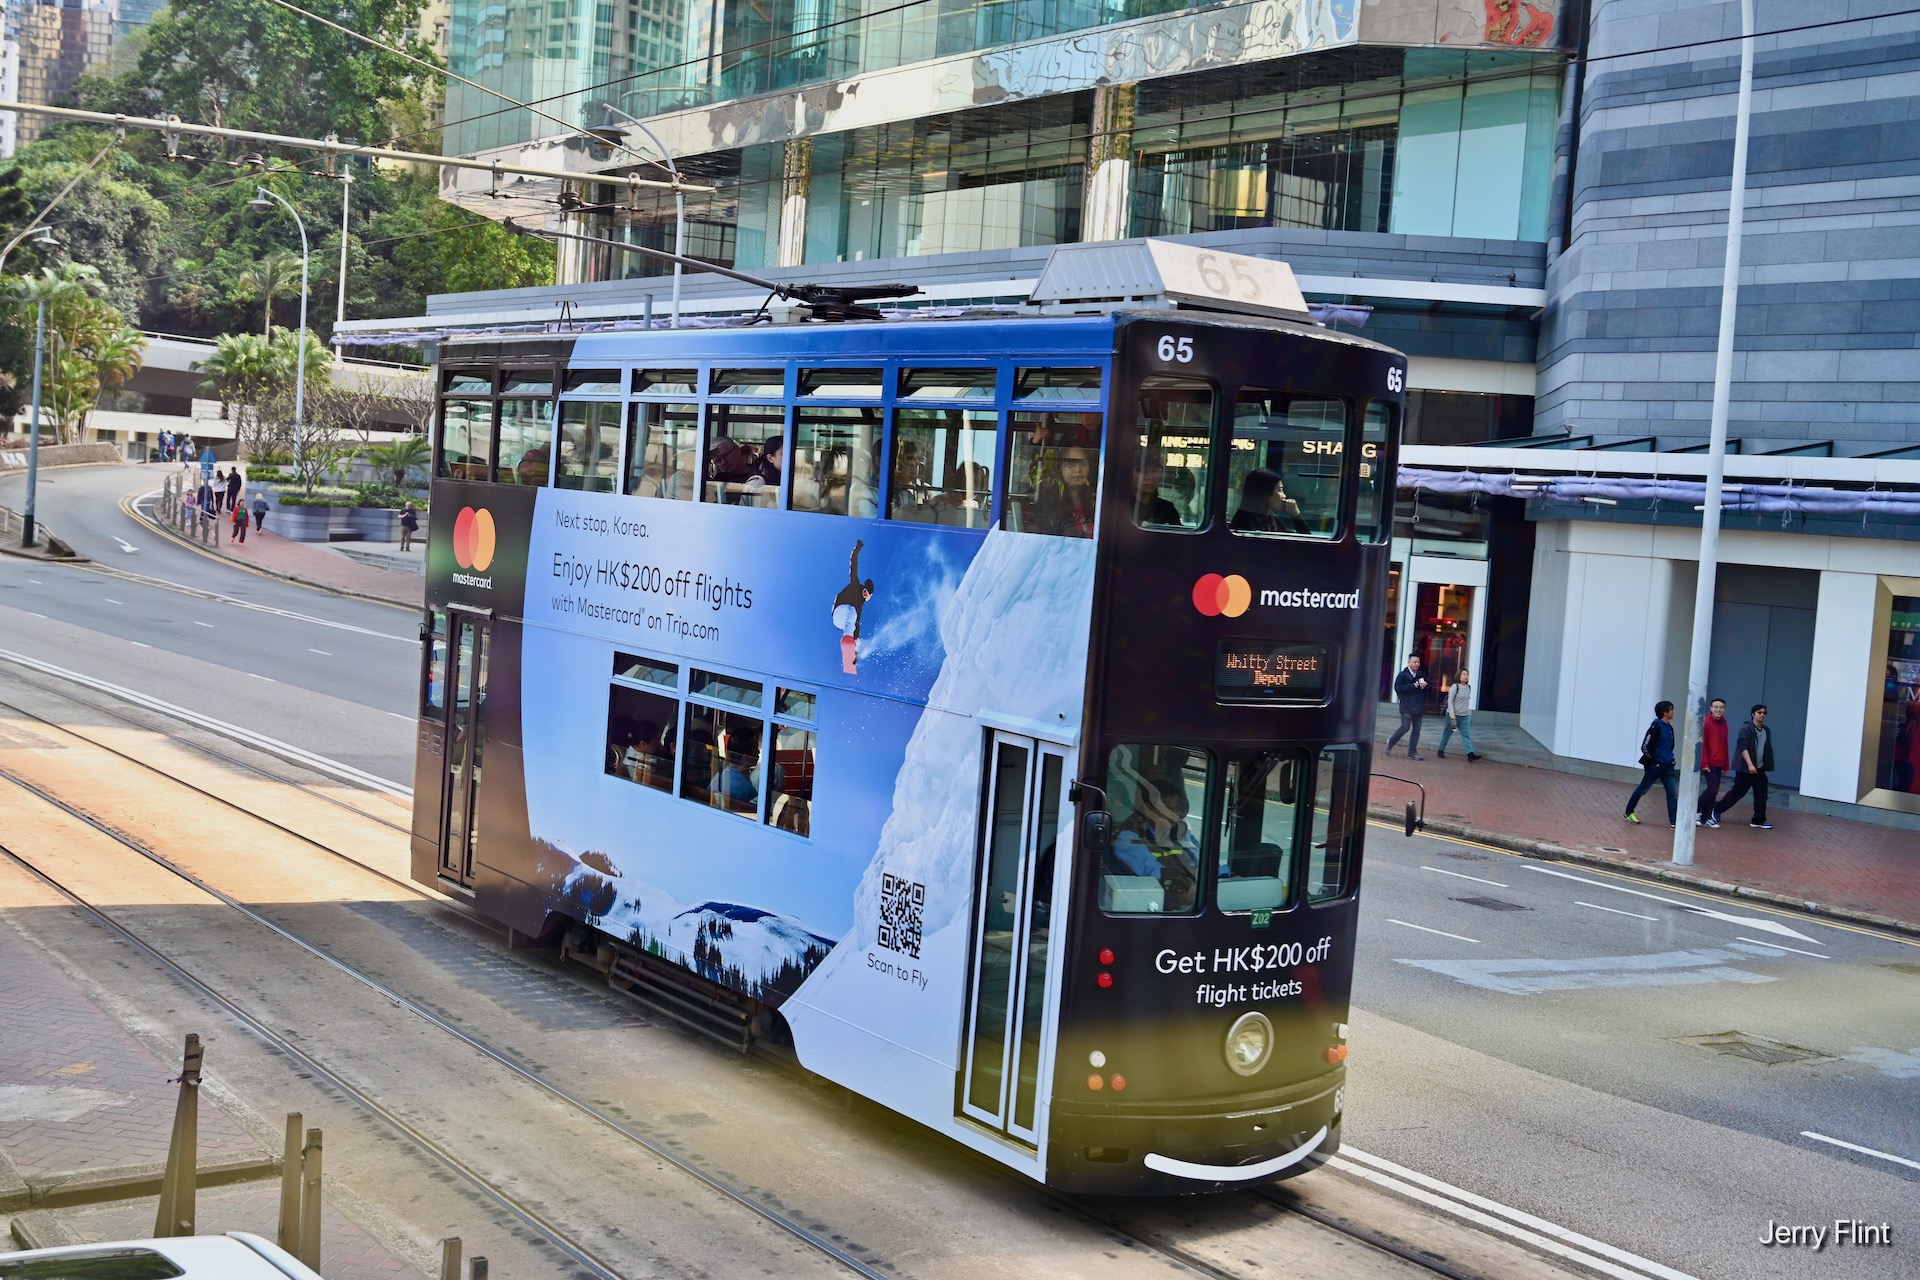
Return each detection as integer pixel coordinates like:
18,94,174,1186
8,226,57,549
249,187,310,475
599,104,685,328
333,168,353,358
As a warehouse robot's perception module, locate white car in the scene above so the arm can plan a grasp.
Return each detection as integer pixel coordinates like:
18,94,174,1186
0,1233,324,1279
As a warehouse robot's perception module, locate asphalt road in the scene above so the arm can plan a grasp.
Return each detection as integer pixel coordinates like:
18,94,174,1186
0,463,418,781
1350,826,1918,1279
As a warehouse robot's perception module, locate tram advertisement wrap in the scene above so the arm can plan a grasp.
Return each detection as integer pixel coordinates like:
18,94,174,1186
513,486,1096,1132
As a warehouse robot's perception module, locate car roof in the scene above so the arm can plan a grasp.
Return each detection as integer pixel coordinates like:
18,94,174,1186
0,1233,322,1279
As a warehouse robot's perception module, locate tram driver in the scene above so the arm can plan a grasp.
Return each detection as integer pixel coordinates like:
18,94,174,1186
1106,777,1200,911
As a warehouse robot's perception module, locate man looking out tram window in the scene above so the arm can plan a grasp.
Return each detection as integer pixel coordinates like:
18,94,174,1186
1132,452,1183,527
1108,779,1200,910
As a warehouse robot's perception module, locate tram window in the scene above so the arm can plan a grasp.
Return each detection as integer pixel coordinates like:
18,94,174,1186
634,368,698,396
501,372,554,397
776,688,816,721
889,408,994,528
626,401,700,500
1228,392,1347,540
1005,411,1100,537
497,398,555,485
767,724,815,836
899,367,997,400
1217,752,1302,913
1308,746,1362,903
556,401,620,493
613,652,677,690
791,406,882,516
1355,403,1394,544
443,370,491,395
607,684,678,793
423,610,447,713
1135,378,1213,531
682,703,765,818
563,368,621,395
711,368,786,397
689,668,763,708
799,367,884,399
707,403,785,507
1015,367,1101,402
437,399,492,481
1100,743,1208,916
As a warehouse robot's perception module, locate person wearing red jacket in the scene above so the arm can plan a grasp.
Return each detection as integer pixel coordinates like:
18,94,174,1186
1696,698,1730,827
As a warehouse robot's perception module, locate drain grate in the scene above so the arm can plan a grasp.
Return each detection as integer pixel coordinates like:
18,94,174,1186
1451,895,1531,912
1672,1031,1830,1066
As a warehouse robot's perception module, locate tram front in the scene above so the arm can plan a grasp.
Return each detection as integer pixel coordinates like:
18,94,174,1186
1050,309,1403,1193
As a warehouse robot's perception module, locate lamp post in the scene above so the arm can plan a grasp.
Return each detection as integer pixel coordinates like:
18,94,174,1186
332,167,353,358
597,104,685,328
249,187,310,475
11,227,58,549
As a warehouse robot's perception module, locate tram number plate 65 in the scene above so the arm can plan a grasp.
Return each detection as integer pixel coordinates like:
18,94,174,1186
1156,335,1195,364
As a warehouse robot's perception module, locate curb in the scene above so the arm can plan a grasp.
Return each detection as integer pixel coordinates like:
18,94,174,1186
0,1149,282,1213
1373,803,1920,941
0,543,90,564
121,492,417,611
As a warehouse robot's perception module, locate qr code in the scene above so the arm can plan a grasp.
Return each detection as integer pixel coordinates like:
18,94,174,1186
877,873,925,959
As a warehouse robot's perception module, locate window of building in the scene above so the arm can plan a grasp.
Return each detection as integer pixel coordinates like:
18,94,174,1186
1356,402,1394,544
556,401,620,492
888,408,995,528
791,405,882,516
1217,751,1302,913
1134,377,1212,531
1004,411,1100,537
1227,391,1346,540
1100,743,1208,916
497,398,554,485
1307,745,1362,902
626,401,700,499
1874,593,1920,798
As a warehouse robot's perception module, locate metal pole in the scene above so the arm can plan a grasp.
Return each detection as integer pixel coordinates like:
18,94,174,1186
278,1113,303,1254
21,299,45,547
298,1127,323,1271
1674,0,1753,867
439,1238,462,1280
152,1034,202,1237
334,170,352,357
255,189,310,480
601,108,685,329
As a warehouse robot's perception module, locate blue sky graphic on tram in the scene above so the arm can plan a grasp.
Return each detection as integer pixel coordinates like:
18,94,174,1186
516,486,1095,1023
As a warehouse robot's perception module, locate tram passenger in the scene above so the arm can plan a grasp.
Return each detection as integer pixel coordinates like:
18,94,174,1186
1131,453,1183,527
742,435,783,507
707,434,755,503
1032,448,1097,537
709,742,760,814
1107,778,1200,907
1230,468,1310,535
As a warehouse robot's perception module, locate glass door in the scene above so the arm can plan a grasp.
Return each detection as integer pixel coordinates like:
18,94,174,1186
440,616,490,888
1412,582,1474,714
959,732,1067,1147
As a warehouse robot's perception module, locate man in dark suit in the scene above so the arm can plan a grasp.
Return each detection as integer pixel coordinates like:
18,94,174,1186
1713,704,1776,829
1386,654,1429,759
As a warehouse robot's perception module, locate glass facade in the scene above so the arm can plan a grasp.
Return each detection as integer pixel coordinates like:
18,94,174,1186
1873,593,1920,799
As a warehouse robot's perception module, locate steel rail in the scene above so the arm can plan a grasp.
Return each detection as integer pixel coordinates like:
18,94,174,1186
0,762,894,1280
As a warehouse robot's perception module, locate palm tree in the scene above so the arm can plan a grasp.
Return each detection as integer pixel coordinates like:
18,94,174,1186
365,434,430,486
238,251,300,337
195,332,277,410
8,264,109,443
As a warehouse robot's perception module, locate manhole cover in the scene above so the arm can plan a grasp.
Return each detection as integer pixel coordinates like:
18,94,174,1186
1451,895,1531,912
1672,1032,1830,1066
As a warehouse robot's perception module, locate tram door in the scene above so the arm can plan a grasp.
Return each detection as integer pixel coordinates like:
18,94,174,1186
439,616,490,888
960,732,1069,1147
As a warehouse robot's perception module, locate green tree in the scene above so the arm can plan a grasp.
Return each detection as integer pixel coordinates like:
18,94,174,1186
7,263,144,443
364,434,429,486
237,250,301,337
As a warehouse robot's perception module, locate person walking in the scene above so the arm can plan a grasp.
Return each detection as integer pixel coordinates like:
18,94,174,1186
1625,700,1678,826
213,468,227,511
229,497,248,544
1713,704,1775,828
159,428,174,461
399,502,419,552
1385,654,1429,759
1695,698,1731,827
225,467,242,513
1437,669,1480,761
250,490,269,532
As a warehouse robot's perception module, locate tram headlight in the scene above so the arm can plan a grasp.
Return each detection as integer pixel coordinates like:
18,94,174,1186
1224,1011,1274,1077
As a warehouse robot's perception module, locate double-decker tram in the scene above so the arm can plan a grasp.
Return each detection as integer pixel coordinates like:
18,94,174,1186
412,243,1405,1193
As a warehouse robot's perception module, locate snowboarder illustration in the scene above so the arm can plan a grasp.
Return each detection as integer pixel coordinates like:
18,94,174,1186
831,539,875,674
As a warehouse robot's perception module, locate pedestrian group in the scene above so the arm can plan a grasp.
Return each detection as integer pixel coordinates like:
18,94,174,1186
1385,652,1481,763
1625,698,1775,829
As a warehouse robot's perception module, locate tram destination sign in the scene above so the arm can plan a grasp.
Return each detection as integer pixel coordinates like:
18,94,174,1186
1215,640,1333,705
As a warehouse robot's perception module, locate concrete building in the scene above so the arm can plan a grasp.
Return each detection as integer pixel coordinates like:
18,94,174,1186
347,0,1920,825
3,0,118,154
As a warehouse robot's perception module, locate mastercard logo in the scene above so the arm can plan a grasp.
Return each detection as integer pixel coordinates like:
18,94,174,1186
1193,573,1252,618
452,506,496,572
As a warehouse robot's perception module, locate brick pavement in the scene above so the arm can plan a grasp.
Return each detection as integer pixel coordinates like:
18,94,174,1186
1369,710,1920,933
59,1183,418,1280
0,920,259,1180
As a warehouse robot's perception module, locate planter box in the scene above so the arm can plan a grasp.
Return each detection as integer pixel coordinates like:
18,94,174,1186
268,504,338,543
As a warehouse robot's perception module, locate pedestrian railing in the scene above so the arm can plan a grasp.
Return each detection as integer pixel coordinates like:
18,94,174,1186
158,472,226,546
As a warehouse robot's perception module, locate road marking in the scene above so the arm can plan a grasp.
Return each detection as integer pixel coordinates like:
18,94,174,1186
1800,1131,1920,1171
248,673,275,682
128,641,151,649
1338,1147,1699,1280
27,579,42,584
25,612,45,619
386,712,411,720
193,620,214,627
308,648,332,656
1421,865,1508,887
1522,864,1822,944
1388,919,1478,944
112,536,138,554
1577,901,1658,921
1736,937,1829,959
103,598,123,605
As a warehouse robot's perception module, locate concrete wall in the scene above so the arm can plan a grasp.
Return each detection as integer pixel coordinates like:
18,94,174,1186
1539,0,1920,453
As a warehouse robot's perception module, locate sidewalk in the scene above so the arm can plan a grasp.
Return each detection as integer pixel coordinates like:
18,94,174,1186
1370,705,1920,936
134,493,421,608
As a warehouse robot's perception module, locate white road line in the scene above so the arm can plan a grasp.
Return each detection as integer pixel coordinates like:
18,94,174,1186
25,612,45,619
308,648,332,656
1800,1131,1920,1171
1421,865,1508,887
103,598,123,605
1387,919,1478,944
128,641,151,649
0,647,411,798
193,620,214,627
248,673,275,682
1737,937,1829,959
1522,864,1822,944
83,556,412,639
1338,1147,1698,1280
386,712,411,720
1577,900,1659,921
27,579,42,584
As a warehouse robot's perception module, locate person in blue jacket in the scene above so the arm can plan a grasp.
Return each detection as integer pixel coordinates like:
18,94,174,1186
1624,700,1678,826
